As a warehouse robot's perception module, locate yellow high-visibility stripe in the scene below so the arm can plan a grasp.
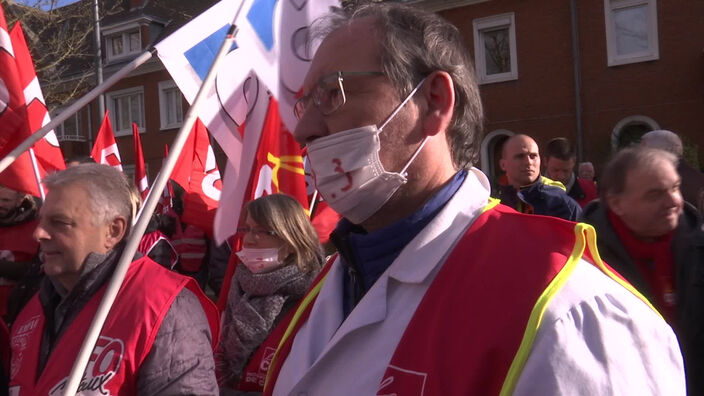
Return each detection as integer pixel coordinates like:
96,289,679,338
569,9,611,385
499,223,588,396
263,270,330,390
581,223,661,316
499,222,662,395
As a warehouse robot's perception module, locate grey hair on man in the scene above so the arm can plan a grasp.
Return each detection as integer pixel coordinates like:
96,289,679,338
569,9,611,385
43,163,135,233
313,3,484,168
641,130,683,158
599,147,678,205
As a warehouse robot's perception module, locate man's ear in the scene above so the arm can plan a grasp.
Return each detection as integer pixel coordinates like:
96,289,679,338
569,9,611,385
606,193,623,217
499,158,507,172
421,71,455,137
105,216,127,249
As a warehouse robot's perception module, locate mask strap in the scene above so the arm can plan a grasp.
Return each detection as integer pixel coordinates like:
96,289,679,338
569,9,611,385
400,135,431,177
378,77,427,131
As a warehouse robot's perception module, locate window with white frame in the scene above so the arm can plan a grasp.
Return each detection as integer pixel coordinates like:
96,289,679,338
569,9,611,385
106,87,145,136
473,13,518,84
105,29,141,61
55,111,84,141
604,0,659,66
159,81,183,130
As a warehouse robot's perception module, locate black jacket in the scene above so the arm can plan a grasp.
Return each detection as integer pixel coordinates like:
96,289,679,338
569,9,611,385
496,177,582,221
581,201,704,395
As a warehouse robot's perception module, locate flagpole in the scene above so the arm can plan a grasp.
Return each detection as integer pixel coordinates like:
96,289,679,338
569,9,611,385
0,49,154,175
27,148,46,200
62,14,245,396
309,189,318,218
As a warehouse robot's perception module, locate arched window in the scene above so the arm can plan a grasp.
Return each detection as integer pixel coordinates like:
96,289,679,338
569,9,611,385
480,129,514,188
611,115,660,151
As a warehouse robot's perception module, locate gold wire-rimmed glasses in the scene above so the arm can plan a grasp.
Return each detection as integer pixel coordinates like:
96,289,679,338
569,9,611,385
294,71,384,120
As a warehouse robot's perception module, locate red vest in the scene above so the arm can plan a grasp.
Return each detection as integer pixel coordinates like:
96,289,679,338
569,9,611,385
261,204,652,395
172,225,207,272
0,218,39,316
8,257,219,395
0,218,39,263
138,230,178,269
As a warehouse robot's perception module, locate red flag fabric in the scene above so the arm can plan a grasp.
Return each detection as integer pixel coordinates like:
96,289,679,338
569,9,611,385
91,111,123,171
10,21,65,174
216,97,309,311
170,119,222,238
132,123,148,199
156,145,174,214
0,6,42,197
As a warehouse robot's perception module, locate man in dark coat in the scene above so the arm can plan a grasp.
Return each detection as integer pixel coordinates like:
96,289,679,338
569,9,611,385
581,147,704,395
495,134,582,221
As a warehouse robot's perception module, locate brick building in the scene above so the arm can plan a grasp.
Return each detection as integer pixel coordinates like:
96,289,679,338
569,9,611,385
410,0,703,184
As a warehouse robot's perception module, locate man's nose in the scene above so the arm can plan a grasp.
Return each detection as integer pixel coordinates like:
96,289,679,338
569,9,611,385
293,106,328,146
33,223,49,242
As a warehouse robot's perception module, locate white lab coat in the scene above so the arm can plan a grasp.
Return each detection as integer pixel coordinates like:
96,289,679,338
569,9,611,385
273,168,685,396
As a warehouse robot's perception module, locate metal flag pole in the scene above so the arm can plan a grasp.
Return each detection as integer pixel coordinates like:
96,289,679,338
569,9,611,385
62,15,243,396
0,49,154,175
27,148,46,200
308,189,318,218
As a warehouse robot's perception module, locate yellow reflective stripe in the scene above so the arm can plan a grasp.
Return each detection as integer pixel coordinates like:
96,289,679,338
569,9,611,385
540,176,567,191
499,223,587,396
264,270,330,390
483,197,501,213
581,223,662,317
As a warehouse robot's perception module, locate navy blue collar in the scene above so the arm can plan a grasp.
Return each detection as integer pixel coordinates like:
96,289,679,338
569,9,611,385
332,170,467,316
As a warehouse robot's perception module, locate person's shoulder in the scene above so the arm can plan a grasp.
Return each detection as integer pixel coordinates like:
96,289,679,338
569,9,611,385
542,258,665,330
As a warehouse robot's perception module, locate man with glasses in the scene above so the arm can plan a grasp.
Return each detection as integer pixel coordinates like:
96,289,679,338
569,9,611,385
262,4,685,395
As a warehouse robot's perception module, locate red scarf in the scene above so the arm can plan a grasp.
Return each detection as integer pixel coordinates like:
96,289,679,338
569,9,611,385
608,210,676,324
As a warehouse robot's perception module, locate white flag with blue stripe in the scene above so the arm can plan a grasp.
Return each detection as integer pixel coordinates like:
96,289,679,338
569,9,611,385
155,0,338,243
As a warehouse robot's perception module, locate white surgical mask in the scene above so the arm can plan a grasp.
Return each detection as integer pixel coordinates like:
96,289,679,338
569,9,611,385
236,247,282,274
306,78,429,224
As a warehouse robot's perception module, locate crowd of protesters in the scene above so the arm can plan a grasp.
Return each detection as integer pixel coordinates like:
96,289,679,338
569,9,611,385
0,2,703,396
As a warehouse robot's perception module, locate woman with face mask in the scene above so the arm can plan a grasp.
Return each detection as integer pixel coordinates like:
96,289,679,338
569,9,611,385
217,194,323,392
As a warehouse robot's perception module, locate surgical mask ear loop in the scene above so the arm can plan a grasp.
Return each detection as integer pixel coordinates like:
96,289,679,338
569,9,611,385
377,77,430,179
378,77,428,131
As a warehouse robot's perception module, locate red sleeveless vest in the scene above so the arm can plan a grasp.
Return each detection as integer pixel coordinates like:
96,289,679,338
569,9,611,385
261,204,651,395
138,230,178,269
9,257,219,395
0,218,39,263
0,218,39,316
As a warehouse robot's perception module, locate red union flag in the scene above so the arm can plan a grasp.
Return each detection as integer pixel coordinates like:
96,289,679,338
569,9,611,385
132,123,148,199
10,21,65,174
156,145,174,214
246,97,308,208
170,119,222,238
0,5,41,196
91,111,123,171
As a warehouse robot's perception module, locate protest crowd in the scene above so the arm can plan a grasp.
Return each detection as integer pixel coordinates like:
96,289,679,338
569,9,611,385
0,1,703,395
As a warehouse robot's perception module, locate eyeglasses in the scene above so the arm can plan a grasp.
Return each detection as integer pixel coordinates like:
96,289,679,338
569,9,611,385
294,71,384,120
236,226,278,238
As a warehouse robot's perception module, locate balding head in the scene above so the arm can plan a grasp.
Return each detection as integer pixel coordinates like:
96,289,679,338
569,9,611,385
500,134,541,188
641,130,683,158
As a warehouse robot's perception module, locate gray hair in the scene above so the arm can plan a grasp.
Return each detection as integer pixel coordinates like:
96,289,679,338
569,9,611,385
599,147,678,205
313,3,484,168
43,163,135,233
641,130,683,158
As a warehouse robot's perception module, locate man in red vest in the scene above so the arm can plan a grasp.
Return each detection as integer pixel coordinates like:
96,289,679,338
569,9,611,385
581,147,704,394
260,3,685,395
0,185,39,321
8,164,219,395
